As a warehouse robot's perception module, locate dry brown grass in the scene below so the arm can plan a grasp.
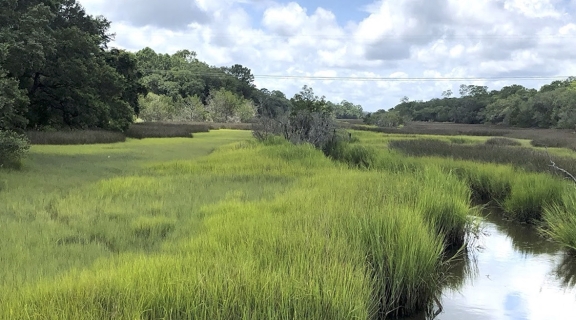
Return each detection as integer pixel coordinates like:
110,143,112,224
27,130,127,145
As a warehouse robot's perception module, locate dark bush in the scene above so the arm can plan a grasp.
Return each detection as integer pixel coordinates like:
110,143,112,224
0,130,30,168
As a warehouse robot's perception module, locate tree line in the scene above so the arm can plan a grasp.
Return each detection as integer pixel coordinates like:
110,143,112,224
0,0,364,166
367,78,576,129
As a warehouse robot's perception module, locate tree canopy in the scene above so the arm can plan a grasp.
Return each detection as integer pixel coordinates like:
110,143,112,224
380,78,576,129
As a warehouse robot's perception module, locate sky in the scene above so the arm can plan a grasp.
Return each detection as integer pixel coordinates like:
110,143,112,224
77,0,576,112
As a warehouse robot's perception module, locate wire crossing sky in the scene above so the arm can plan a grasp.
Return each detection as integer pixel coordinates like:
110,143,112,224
79,0,576,111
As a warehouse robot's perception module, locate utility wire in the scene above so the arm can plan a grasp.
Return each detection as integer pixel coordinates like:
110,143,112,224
138,70,573,82
122,31,576,41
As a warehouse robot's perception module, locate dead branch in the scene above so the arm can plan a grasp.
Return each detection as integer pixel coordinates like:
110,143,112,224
546,147,576,185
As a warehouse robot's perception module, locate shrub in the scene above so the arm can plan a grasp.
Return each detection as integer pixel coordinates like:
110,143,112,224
0,130,30,168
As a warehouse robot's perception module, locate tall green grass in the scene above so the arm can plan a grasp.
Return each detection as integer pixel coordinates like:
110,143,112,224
349,131,576,249
4,129,576,319
543,191,576,252
2,135,476,319
334,135,568,225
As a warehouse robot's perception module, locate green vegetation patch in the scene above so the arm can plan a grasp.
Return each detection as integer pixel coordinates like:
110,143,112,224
2,132,476,319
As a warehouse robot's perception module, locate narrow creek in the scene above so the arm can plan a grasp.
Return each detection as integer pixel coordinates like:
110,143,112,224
407,210,576,320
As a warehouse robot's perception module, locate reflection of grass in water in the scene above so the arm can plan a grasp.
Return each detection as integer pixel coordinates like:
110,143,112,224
554,253,576,289
481,207,561,256
441,212,484,293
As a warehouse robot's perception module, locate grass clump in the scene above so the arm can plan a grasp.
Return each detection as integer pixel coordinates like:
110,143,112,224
543,191,576,252
485,137,521,146
26,130,126,145
503,173,565,223
125,122,210,139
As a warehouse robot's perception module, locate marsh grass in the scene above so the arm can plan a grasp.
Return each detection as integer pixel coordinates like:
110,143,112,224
349,122,512,137
1,133,476,319
389,139,576,177
543,191,576,252
4,128,576,319
125,122,210,139
27,130,127,145
349,121,576,143
485,137,521,146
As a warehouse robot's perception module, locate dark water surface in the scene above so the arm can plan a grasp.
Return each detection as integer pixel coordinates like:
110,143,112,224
409,212,576,320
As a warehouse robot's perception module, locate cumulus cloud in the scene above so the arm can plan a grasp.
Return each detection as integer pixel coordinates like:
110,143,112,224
81,0,210,29
77,0,576,111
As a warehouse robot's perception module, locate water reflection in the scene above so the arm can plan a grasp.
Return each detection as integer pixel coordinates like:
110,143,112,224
404,211,576,320
481,208,558,256
553,253,576,289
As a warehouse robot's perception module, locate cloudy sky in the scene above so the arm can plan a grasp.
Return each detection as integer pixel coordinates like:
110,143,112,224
78,0,576,111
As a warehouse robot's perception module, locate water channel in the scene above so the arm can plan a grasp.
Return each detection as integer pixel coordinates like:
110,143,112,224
408,210,576,320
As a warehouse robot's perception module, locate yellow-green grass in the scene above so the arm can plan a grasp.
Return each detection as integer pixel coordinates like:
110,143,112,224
0,131,252,288
4,128,575,319
344,131,575,246
543,190,576,252
2,132,476,318
332,132,568,223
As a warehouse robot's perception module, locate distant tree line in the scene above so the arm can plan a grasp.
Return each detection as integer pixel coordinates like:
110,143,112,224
367,78,576,129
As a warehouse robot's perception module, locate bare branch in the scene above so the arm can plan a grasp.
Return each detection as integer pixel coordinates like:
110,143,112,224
546,147,576,184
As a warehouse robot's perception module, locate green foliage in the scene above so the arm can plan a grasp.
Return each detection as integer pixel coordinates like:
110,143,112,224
253,86,339,150
331,100,363,119
364,109,406,127
138,93,208,122
254,88,292,118
0,129,30,168
207,88,255,123
0,0,139,131
105,49,147,115
136,48,257,105
391,78,576,129
0,69,29,132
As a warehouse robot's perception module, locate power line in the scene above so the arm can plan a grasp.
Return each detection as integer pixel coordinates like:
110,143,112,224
253,75,572,82
117,30,576,41
139,70,573,82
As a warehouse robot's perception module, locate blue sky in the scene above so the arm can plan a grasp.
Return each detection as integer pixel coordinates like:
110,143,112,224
78,0,576,111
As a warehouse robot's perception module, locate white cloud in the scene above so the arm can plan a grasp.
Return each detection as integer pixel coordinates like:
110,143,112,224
78,0,576,111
